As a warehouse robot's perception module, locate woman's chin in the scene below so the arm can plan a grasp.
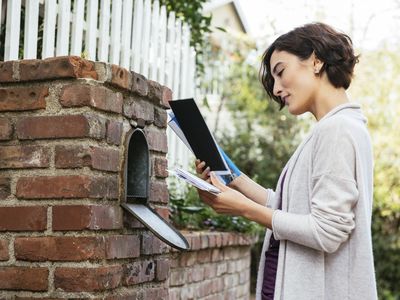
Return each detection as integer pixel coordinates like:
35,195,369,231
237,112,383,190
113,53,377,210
287,104,306,116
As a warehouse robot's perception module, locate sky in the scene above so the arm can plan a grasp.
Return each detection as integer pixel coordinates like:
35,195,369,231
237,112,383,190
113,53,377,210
237,0,400,51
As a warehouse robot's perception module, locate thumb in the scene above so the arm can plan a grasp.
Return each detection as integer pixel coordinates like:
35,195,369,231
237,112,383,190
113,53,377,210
210,172,228,191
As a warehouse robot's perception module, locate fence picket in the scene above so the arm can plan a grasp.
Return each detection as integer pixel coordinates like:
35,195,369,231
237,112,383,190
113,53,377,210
149,0,160,80
56,0,71,56
157,5,167,85
0,0,2,50
71,0,85,56
131,0,144,71
179,23,190,98
121,0,133,68
172,19,182,98
140,0,152,77
86,0,99,60
42,0,57,58
98,0,111,61
24,0,39,59
5,0,21,61
165,11,175,89
110,0,122,64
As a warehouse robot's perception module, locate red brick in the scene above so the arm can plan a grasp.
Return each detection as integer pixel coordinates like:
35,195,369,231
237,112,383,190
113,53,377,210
105,235,140,259
54,265,122,292
154,107,167,128
123,98,154,123
0,61,14,83
141,232,168,255
145,128,168,153
179,252,197,267
55,145,119,172
0,145,50,169
123,260,155,285
155,258,170,281
161,86,172,108
153,157,168,178
131,72,148,96
104,294,140,300
111,64,131,90
148,80,163,104
0,118,13,140
15,236,105,261
52,205,122,231
0,206,47,231
16,175,118,199
0,239,9,260
16,114,106,140
106,120,122,145
196,280,214,298
123,211,145,229
154,206,170,222
60,84,123,113
0,267,48,291
197,249,211,263
211,248,222,262
15,298,61,300
149,180,169,204
0,86,48,111
19,56,97,82
201,234,209,249
188,265,204,282
0,177,11,200
190,234,202,250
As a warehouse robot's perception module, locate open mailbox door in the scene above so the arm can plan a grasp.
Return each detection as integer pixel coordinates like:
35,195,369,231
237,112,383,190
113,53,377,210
121,128,189,251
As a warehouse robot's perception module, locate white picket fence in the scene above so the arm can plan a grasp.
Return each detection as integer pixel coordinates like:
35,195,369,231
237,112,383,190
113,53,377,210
0,0,193,181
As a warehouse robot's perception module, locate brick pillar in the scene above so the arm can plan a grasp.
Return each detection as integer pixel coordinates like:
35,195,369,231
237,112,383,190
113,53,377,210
0,56,172,298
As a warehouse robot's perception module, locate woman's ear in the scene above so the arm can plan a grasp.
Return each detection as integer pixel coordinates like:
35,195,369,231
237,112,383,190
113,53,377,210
312,52,324,74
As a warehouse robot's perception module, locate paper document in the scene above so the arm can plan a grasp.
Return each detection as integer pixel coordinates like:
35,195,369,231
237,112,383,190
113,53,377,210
168,168,220,194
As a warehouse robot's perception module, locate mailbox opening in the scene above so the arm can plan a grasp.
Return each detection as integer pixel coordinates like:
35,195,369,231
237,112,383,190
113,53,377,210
121,128,189,251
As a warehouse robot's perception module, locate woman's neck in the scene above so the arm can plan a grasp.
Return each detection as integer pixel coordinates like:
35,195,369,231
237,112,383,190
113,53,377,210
312,86,349,121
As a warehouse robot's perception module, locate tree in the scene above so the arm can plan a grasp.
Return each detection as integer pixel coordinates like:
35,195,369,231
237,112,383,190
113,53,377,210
350,47,400,299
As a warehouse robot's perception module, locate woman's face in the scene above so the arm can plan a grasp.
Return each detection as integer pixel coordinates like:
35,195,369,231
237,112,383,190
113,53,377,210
270,50,321,115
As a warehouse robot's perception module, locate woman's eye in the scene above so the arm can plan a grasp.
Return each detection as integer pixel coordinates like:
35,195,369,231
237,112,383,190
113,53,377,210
277,69,284,77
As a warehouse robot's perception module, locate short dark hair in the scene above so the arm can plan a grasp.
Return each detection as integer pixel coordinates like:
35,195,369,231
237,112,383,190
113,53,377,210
260,22,359,109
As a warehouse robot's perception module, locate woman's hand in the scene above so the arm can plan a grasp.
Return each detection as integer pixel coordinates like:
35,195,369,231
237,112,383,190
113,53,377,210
197,172,253,217
195,159,211,182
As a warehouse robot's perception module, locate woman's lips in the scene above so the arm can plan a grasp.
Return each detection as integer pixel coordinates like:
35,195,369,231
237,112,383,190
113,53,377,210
283,95,290,105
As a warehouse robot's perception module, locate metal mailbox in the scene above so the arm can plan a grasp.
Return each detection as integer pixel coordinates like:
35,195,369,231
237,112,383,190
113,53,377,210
121,127,189,251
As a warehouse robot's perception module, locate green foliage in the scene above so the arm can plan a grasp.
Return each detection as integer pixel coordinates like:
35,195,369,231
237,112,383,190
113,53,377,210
350,48,400,299
159,0,212,75
169,186,263,235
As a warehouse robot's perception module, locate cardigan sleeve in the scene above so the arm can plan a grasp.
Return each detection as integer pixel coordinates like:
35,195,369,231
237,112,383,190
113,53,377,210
272,118,359,253
265,189,276,207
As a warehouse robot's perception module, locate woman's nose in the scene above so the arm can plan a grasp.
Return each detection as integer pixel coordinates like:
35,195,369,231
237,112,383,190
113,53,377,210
273,81,282,97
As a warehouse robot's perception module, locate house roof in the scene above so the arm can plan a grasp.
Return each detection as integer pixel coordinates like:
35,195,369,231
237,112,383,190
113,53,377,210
203,0,251,34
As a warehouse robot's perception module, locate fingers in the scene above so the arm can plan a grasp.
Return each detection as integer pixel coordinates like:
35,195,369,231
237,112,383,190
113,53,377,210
209,172,227,191
197,189,216,205
195,159,210,180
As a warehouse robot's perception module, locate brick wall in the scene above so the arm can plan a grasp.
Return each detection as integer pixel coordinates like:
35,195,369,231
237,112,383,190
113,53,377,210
0,56,256,299
171,231,256,300
0,56,171,299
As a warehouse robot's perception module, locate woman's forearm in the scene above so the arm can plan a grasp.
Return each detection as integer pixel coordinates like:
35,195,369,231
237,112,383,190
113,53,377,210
243,200,274,229
229,173,271,206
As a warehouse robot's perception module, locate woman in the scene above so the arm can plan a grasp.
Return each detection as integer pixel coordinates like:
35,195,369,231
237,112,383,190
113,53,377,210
195,23,377,300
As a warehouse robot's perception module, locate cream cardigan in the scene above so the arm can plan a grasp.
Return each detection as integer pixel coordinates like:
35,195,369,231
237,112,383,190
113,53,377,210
256,103,378,300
